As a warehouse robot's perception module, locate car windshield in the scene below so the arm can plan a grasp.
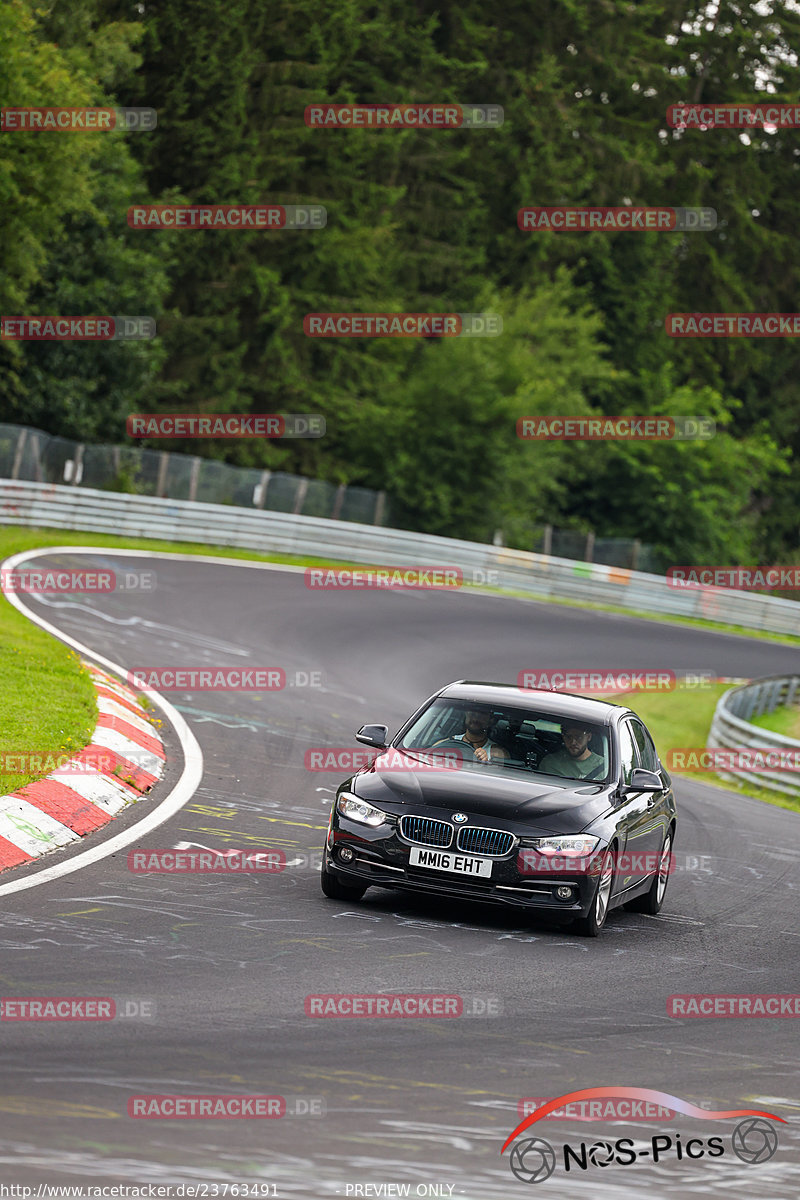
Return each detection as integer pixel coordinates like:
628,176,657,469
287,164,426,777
397,698,612,784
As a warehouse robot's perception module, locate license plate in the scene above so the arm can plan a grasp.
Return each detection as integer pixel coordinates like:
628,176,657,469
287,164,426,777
408,846,493,878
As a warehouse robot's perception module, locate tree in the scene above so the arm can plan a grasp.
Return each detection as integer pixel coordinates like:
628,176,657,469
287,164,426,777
0,0,170,440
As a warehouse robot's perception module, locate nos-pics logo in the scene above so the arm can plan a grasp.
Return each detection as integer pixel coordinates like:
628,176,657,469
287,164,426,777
502,1088,782,1184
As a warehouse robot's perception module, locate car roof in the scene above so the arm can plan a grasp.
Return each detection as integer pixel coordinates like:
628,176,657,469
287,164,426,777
438,680,630,726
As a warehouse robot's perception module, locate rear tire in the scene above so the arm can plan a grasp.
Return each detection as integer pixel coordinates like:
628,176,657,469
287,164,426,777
626,828,673,915
572,847,615,937
320,858,368,902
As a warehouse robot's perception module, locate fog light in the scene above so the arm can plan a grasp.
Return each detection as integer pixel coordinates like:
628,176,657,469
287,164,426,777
556,886,573,900
338,846,355,863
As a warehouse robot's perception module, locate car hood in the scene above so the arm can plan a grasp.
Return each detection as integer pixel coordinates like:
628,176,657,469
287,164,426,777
348,750,614,834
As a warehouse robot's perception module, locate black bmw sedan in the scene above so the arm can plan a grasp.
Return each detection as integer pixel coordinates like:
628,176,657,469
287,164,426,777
320,681,677,936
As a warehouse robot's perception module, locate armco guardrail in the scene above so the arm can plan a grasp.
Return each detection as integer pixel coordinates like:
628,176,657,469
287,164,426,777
708,675,800,796
0,421,388,526
0,479,799,637
0,421,659,570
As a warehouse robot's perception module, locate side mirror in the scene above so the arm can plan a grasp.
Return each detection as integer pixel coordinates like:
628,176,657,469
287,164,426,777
355,724,389,750
622,767,662,794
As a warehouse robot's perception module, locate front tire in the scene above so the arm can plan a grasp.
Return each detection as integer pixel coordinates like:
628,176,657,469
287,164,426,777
573,847,615,937
626,827,673,915
320,857,368,902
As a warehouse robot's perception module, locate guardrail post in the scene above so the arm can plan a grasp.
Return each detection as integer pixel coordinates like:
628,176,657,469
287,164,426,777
188,457,202,503
374,491,386,525
65,444,85,486
10,429,27,480
292,478,309,515
156,452,169,497
767,679,783,713
29,431,44,482
331,483,346,520
541,525,552,556
585,531,595,562
252,469,270,509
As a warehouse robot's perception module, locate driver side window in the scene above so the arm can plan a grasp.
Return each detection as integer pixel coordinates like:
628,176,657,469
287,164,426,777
618,722,637,786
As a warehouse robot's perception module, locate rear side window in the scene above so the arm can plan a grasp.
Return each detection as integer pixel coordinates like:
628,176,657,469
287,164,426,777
630,720,659,772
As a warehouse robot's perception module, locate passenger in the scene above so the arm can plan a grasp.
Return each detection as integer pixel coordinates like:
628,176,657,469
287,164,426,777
539,723,604,779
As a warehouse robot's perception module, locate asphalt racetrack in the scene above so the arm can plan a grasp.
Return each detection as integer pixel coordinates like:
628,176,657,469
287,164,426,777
2,550,798,1198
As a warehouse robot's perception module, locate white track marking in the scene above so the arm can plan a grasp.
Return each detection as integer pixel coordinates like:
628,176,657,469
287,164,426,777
0,547,204,897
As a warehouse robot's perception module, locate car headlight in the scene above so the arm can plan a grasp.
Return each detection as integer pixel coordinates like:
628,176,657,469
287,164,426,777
336,793,388,827
523,835,600,856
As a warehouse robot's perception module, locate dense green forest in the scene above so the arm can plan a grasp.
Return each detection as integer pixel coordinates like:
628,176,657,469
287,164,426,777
2,0,799,566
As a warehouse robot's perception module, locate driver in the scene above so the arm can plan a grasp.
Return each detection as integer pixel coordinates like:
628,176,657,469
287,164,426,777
539,722,604,779
435,708,509,765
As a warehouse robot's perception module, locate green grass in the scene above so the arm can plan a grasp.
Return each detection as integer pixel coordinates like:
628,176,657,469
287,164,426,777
610,684,800,814
614,682,730,759
0,599,97,795
748,705,800,739
1,525,798,811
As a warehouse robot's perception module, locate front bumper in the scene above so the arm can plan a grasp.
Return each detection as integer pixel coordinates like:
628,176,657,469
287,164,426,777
327,816,603,916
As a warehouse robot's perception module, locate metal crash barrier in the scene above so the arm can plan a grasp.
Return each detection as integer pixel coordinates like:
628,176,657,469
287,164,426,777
0,478,798,638
708,675,800,796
